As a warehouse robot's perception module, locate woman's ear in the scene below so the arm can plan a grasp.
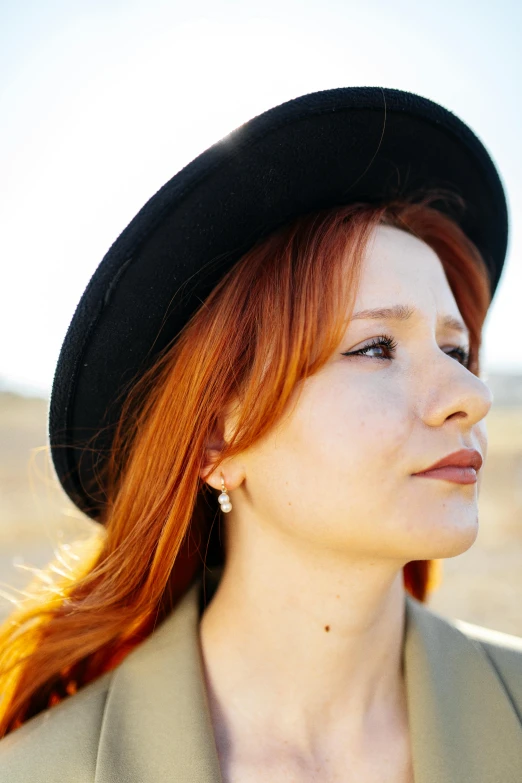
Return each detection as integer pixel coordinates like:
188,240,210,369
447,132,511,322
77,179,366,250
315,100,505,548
200,451,245,493
199,401,243,491
200,414,226,489
200,449,226,490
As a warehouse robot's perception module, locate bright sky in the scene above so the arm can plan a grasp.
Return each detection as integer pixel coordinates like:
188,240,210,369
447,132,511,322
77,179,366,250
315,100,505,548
2,0,521,397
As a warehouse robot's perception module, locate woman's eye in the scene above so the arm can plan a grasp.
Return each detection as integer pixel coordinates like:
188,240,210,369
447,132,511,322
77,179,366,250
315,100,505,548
449,347,471,367
342,335,471,368
342,334,398,361
356,344,390,359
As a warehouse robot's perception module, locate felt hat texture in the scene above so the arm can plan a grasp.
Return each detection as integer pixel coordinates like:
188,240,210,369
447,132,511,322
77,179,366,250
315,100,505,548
48,86,509,520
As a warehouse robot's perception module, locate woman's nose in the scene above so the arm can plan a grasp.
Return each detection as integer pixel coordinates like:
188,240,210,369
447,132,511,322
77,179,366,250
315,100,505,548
420,357,494,429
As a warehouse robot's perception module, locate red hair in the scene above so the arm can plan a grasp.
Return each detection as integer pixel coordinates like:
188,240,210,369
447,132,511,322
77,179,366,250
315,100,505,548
0,195,491,737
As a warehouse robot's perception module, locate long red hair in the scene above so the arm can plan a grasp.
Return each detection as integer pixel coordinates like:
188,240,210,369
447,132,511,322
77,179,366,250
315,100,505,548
0,195,491,737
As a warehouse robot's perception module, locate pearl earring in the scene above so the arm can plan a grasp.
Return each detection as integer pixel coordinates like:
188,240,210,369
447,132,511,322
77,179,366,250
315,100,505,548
218,473,232,513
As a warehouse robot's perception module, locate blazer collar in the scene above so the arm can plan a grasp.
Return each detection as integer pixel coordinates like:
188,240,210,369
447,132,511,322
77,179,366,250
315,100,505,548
95,573,522,783
403,591,522,781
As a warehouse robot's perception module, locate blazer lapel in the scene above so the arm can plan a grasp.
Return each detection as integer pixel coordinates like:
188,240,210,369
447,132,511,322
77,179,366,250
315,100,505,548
94,579,223,783
404,593,522,783
94,576,522,783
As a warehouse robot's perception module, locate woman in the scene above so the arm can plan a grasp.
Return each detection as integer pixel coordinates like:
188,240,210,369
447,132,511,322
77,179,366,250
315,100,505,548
0,87,521,782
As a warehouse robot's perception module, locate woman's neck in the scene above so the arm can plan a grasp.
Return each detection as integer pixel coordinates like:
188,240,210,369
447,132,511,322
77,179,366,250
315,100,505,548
198,536,408,760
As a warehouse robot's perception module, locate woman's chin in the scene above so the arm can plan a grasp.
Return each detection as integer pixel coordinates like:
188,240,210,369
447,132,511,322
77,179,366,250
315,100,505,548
417,516,480,559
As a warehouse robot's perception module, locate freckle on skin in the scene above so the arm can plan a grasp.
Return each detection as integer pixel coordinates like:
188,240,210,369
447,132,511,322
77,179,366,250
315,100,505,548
324,625,330,632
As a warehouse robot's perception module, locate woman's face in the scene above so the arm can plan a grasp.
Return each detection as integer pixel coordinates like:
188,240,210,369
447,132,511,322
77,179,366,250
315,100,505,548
224,224,492,563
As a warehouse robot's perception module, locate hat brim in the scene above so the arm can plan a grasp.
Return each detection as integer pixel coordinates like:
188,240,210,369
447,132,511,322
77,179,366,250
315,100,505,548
49,86,509,519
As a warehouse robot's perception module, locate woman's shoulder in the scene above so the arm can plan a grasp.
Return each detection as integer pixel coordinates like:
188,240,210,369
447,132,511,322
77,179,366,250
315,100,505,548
0,579,206,782
0,668,114,782
406,593,522,716
452,615,522,709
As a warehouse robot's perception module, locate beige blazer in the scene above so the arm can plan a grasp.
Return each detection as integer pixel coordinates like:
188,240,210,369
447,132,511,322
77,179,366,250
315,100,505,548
1,572,522,782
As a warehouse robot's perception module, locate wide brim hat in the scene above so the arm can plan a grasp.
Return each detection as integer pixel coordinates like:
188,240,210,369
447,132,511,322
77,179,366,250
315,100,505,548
49,86,509,521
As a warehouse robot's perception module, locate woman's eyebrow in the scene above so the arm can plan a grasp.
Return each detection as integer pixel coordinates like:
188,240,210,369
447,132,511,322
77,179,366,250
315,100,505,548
350,304,469,336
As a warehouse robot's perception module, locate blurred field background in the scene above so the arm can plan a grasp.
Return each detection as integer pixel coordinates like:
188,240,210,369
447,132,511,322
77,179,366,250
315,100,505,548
0,375,521,634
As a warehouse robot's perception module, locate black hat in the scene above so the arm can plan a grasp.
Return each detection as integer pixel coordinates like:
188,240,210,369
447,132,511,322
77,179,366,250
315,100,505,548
49,86,509,521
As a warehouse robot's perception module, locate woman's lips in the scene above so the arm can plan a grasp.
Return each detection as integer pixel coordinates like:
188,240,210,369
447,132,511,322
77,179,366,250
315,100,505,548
413,466,478,484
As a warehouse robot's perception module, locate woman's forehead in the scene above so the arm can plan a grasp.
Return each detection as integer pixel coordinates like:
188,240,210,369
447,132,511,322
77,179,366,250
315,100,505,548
351,226,463,323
